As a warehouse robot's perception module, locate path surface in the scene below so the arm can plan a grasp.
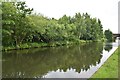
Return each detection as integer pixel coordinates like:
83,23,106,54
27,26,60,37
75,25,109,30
89,40,120,78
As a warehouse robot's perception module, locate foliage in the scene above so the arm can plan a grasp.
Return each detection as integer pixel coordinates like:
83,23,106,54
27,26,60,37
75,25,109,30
2,2,110,50
2,2,33,47
104,29,113,42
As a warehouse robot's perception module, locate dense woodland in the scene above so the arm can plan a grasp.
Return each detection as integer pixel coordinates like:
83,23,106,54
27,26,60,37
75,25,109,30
2,2,113,50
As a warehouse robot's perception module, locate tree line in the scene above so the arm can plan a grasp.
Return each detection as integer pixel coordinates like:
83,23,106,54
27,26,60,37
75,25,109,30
2,2,113,49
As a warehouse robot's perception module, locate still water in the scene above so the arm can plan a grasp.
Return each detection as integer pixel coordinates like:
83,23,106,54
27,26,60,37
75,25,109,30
2,42,118,78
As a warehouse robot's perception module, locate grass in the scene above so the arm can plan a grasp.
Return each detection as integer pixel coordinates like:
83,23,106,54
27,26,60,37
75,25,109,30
2,40,93,51
91,46,119,78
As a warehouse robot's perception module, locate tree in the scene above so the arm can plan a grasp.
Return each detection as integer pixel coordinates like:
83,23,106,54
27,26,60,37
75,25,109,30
2,2,17,46
2,2,105,49
104,29,113,42
2,2,33,47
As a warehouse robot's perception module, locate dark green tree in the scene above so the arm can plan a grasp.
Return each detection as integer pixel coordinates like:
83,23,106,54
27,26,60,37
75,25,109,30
104,29,113,42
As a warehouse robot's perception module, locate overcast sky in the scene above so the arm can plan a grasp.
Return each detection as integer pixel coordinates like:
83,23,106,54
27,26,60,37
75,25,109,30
23,0,119,33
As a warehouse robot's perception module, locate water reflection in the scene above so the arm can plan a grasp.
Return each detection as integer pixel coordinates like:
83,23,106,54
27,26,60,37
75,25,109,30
104,43,113,52
3,42,104,78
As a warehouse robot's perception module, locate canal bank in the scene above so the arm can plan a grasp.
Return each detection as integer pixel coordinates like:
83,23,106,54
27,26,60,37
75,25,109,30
91,46,119,78
2,40,94,51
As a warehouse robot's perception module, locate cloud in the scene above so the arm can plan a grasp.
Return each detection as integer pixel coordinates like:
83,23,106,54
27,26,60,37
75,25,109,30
24,0,119,33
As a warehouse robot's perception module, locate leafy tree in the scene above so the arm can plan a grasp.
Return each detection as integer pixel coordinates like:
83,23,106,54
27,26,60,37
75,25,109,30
2,2,33,47
2,2,106,49
104,29,113,42
2,2,17,46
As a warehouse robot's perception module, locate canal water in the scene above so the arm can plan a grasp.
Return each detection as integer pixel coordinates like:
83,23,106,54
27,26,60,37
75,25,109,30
2,41,119,78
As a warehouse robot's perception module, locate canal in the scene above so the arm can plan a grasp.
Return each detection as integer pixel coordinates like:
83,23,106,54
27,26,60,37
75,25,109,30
2,41,119,78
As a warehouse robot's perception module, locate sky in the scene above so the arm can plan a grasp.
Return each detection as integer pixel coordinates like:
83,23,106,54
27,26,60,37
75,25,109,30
23,0,119,33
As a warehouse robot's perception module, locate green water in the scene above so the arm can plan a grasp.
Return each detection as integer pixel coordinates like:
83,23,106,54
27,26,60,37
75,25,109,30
2,42,113,78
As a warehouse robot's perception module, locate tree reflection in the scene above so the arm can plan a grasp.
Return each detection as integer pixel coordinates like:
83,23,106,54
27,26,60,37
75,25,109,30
104,43,113,52
2,42,103,78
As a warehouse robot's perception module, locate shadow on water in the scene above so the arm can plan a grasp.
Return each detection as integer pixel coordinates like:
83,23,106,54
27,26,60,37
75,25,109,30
2,42,106,78
104,43,113,52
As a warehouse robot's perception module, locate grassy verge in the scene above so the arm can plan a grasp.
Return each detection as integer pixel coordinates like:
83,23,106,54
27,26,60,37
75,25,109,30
91,46,119,78
2,40,94,51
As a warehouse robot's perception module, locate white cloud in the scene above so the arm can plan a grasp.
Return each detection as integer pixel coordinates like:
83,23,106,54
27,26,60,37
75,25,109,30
24,0,119,33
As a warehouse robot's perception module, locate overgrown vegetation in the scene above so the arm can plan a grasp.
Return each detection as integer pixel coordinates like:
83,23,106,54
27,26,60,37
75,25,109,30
2,2,112,50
